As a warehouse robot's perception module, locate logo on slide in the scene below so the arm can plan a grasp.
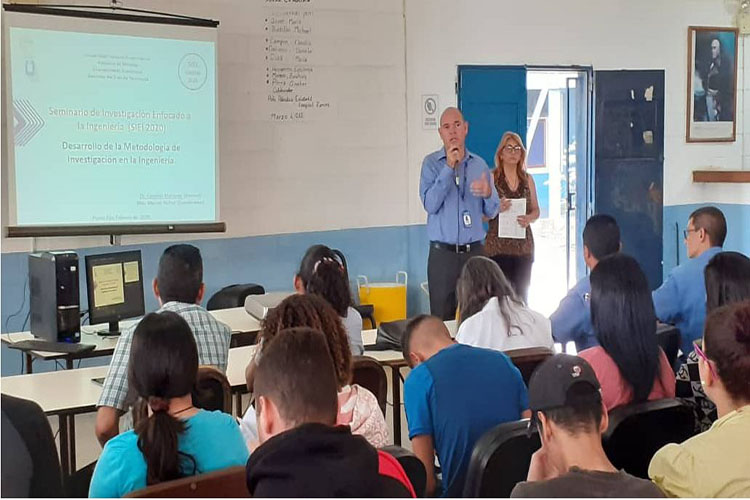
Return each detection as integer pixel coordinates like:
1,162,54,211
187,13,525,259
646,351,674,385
178,53,208,91
13,99,45,147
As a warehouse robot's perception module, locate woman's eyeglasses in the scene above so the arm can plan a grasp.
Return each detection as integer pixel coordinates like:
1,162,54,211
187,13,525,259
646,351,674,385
504,145,523,153
693,341,717,379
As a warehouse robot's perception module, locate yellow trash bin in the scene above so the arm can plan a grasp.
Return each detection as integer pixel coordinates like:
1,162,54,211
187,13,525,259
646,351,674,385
357,272,407,325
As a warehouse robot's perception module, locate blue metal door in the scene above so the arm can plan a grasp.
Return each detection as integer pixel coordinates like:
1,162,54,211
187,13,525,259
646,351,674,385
457,66,527,167
594,70,665,290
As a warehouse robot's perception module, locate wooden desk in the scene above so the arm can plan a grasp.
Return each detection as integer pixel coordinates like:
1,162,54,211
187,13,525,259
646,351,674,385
0,307,261,374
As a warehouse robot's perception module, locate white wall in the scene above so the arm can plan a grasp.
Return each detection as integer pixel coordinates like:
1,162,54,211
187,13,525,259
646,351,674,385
405,0,749,225
1,0,409,253
2,0,748,255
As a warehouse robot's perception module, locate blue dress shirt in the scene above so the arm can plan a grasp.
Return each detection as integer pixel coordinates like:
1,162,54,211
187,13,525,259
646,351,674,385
419,149,500,244
653,246,722,357
549,275,597,352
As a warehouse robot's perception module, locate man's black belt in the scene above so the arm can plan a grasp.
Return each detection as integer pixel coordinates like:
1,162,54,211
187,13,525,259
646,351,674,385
430,241,483,254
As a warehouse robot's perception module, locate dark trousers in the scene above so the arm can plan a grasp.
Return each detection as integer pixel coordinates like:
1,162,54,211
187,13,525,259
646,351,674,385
428,244,484,320
489,254,534,303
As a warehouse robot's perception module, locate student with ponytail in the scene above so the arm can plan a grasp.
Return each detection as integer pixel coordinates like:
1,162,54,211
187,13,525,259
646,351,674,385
89,312,247,497
295,244,364,355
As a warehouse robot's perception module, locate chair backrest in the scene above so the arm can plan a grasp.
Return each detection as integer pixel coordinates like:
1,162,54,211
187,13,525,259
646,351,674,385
192,366,232,413
1,394,65,498
463,419,540,498
504,347,554,385
352,356,387,416
206,283,265,311
380,445,426,498
132,366,232,428
603,398,696,479
656,323,681,369
125,465,248,497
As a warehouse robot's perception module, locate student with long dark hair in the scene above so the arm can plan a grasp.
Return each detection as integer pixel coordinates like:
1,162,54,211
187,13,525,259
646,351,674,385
455,256,552,351
295,245,364,355
650,301,750,497
89,312,247,497
579,254,675,411
676,251,750,431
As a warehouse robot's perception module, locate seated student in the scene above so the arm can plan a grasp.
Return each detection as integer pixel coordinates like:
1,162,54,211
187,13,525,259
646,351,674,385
511,354,665,497
649,301,750,497
294,244,364,355
579,254,675,411
455,256,552,351
676,251,750,431
653,206,726,358
550,214,621,351
246,327,415,497
243,294,388,447
89,311,247,498
402,315,530,497
95,244,231,447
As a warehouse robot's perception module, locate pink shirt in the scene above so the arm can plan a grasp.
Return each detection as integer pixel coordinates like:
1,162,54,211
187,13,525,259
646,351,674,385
579,346,676,411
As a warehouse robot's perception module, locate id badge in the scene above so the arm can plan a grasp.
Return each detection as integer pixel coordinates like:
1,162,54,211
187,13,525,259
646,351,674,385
462,210,472,228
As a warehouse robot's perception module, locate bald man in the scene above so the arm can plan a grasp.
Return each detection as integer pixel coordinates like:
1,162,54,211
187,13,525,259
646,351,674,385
419,107,500,320
402,315,530,497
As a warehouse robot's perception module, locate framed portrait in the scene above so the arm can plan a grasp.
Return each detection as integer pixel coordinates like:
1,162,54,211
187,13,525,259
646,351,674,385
686,26,739,142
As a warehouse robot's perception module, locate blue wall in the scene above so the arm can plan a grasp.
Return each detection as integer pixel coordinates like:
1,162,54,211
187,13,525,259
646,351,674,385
1,224,431,376
663,202,750,277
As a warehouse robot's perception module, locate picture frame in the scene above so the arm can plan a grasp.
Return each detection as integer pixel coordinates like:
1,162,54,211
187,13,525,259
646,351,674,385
686,26,739,142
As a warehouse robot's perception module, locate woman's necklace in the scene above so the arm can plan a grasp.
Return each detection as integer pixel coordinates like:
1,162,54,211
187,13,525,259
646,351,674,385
171,405,195,417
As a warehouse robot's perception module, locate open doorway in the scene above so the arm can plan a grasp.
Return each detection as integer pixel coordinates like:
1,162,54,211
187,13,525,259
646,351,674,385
526,68,592,316
458,66,592,316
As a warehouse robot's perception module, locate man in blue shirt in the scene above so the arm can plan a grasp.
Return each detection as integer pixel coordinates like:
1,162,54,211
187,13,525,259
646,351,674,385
420,107,500,319
653,206,726,358
550,214,621,352
402,315,530,497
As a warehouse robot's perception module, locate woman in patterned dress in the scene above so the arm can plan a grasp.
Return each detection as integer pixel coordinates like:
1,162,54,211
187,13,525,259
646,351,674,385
484,131,540,303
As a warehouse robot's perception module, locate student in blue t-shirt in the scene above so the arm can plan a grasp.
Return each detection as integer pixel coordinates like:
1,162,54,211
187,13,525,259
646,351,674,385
89,311,248,498
402,315,530,497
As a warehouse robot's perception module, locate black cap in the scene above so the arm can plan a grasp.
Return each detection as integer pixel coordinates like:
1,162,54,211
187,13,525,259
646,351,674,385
527,354,601,432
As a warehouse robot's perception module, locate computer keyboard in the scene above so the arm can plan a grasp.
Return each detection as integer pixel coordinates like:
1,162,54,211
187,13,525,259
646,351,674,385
7,340,96,354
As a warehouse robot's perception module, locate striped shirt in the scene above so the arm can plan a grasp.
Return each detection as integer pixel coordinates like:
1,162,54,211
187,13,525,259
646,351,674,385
97,301,231,411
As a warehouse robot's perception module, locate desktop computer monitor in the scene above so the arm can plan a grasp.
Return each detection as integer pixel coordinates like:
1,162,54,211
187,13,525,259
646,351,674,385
85,250,145,335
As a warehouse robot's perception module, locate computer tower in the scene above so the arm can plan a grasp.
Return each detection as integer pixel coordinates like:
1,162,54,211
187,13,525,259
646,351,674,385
28,252,80,343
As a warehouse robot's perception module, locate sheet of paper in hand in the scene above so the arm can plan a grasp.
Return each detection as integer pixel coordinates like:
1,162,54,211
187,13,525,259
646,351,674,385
498,198,526,239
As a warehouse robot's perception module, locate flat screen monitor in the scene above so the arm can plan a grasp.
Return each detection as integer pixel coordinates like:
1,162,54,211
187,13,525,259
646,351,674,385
85,250,145,335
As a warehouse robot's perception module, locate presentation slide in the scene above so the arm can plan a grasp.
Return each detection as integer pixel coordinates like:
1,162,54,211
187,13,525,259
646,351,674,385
7,25,216,226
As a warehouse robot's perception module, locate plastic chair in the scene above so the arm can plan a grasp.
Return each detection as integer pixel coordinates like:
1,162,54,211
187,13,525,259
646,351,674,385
132,366,232,427
192,366,232,413
656,323,681,369
125,465,248,497
504,346,554,385
463,419,540,497
1,394,65,498
206,283,265,311
603,398,696,479
352,356,388,416
380,445,426,498
354,303,377,329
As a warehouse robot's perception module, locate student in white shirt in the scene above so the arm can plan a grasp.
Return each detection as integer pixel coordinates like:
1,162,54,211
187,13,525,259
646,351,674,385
456,256,553,352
